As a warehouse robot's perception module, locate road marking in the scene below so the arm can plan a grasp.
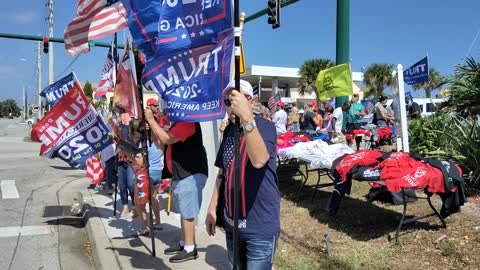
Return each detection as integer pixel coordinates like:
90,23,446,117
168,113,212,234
1,180,20,199
0,225,54,238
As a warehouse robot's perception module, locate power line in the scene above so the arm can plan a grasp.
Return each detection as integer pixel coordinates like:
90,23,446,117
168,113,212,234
464,24,480,59
55,54,81,79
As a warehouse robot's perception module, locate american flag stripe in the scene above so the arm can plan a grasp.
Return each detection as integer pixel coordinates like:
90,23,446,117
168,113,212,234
64,0,127,56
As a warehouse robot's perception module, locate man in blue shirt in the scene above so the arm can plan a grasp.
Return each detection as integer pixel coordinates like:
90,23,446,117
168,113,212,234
206,80,280,270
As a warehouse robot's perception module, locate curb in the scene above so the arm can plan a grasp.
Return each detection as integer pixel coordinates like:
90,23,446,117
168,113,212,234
83,190,121,270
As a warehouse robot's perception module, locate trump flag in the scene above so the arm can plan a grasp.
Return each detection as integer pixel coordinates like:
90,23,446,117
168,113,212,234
40,72,79,108
142,32,233,122
403,56,429,85
34,85,113,167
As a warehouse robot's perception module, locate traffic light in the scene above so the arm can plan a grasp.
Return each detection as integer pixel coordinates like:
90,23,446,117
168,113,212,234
267,0,280,29
43,37,49,54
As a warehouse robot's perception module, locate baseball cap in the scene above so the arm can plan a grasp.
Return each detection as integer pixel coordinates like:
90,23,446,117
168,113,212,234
309,101,318,107
277,101,284,107
222,79,254,98
146,98,158,106
298,109,305,114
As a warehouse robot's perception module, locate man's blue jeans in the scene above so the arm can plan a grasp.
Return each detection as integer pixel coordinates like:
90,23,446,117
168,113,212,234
225,231,278,270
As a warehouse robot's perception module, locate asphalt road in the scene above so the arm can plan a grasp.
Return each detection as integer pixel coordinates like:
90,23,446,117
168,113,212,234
0,118,95,270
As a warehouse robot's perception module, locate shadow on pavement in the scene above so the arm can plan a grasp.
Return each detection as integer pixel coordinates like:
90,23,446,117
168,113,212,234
107,241,170,270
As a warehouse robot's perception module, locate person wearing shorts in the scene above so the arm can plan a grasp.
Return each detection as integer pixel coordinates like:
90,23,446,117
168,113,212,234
145,108,208,263
132,141,164,236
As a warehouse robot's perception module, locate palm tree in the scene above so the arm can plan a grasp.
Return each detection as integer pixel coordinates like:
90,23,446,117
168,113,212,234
363,63,394,98
361,86,376,100
298,58,335,96
441,57,480,115
412,68,444,98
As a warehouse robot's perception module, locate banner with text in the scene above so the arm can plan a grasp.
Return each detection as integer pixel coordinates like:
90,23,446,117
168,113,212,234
121,0,232,60
403,56,429,85
34,85,113,167
142,32,233,122
40,72,80,108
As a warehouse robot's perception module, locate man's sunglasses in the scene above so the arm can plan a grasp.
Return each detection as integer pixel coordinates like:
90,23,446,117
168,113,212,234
224,95,252,107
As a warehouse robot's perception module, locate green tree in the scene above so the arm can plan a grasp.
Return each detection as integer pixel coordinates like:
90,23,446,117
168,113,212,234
298,58,335,97
83,81,94,100
363,63,394,98
0,99,21,117
440,57,480,115
412,68,444,98
91,100,107,110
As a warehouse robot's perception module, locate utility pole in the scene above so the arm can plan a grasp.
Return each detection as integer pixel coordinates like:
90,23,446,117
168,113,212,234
37,41,43,119
48,0,54,85
22,86,26,121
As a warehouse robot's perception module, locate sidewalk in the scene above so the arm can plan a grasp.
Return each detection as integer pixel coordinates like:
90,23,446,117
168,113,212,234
82,187,229,270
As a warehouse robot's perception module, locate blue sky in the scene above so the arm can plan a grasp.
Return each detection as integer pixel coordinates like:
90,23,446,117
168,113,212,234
1,0,479,105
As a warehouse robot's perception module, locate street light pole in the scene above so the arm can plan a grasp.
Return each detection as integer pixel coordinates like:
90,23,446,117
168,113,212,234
335,0,350,109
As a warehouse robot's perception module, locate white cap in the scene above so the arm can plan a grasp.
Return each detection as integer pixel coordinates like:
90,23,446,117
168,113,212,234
298,109,305,114
222,79,253,98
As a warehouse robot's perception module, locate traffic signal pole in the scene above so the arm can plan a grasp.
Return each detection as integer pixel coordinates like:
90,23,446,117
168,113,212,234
37,41,42,119
335,0,350,110
0,33,125,49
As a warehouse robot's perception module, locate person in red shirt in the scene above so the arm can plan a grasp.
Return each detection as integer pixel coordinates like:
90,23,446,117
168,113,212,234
145,106,208,263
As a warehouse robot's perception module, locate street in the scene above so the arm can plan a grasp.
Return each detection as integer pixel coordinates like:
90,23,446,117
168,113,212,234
0,118,94,270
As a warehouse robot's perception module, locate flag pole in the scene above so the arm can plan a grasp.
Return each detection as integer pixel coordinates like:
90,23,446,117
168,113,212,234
131,41,156,257
233,0,241,268
112,33,119,217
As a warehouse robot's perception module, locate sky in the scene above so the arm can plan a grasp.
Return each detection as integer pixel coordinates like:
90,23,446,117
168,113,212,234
1,0,480,106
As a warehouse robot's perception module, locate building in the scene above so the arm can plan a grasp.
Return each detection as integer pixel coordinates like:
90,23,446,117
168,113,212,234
241,65,364,107
91,64,365,110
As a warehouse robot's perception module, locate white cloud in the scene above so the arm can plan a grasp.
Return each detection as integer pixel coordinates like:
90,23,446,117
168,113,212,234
12,11,37,24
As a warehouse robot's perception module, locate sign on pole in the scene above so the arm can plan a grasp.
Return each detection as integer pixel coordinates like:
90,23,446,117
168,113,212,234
32,105,40,113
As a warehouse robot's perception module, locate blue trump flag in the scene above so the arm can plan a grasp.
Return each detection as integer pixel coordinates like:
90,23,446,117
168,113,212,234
142,32,233,122
120,0,161,61
156,0,232,55
40,72,78,107
403,56,429,85
121,0,232,60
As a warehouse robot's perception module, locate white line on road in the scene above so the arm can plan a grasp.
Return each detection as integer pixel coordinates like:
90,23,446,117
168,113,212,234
1,180,20,199
0,225,55,238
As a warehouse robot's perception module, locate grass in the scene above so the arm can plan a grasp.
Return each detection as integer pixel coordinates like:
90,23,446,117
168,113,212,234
273,168,480,270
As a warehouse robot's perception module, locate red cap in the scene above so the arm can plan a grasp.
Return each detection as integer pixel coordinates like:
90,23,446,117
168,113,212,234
309,101,318,108
146,98,158,106
277,101,284,107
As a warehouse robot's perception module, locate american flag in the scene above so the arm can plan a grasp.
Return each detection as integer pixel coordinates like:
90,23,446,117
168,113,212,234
86,155,104,185
95,36,118,99
64,0,128,56
268,92,281,113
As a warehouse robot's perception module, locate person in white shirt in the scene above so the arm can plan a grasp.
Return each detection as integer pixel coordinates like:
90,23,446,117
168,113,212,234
327,101,351,140
272,101,288,135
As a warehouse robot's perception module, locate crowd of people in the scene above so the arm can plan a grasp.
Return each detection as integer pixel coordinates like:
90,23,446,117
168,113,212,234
90,82,424,269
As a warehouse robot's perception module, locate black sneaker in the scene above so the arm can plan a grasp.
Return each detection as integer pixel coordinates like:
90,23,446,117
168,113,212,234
169,249,198,263
164,243,184,255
